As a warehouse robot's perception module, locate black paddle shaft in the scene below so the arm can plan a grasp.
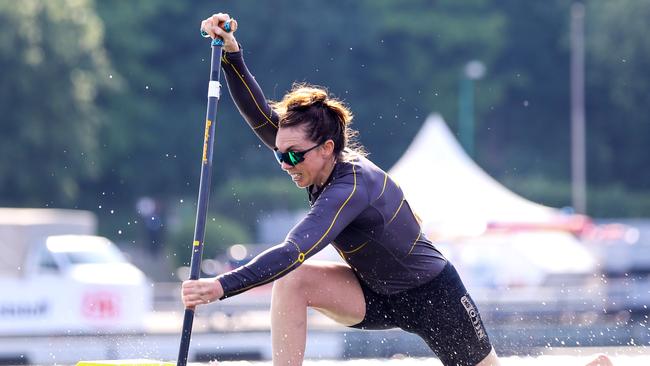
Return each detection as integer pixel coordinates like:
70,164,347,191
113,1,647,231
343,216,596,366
176,37,224,366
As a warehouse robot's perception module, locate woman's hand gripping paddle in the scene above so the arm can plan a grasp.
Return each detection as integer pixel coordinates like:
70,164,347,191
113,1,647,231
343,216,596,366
176,19,233,366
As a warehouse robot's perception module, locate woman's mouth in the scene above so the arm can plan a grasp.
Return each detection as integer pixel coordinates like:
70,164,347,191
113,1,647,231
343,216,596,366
290,173,303,182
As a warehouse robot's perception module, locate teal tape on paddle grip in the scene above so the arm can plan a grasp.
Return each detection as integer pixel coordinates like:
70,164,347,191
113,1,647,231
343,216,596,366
201,19,232,46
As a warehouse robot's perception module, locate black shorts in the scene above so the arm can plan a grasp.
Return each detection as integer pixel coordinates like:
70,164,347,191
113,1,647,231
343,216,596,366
350,262,493,366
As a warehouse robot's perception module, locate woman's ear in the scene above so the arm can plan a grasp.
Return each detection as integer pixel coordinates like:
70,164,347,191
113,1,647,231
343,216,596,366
322,139,335,156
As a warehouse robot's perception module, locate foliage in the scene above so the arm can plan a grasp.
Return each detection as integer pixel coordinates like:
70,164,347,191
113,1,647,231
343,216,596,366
501,175,572,210
1,0,649,228
166,209,252,268
585,0,650,189
503,176,650,217
0,0,115,206
213,176,309,233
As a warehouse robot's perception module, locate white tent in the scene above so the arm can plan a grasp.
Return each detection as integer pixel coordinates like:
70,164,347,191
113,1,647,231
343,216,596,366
390,114,561,240
389,114,596,287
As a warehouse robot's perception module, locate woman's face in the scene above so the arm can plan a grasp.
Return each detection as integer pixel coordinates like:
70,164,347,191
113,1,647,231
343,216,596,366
275,125,334,188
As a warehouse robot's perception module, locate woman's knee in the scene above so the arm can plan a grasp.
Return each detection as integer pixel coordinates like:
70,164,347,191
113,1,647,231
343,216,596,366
273,263,313,296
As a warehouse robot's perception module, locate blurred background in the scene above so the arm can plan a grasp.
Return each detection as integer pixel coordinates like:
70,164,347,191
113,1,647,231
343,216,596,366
1,0,649,364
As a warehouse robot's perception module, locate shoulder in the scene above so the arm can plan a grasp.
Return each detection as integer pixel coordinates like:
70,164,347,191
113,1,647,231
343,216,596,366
331,156,383,195
314,160,371,209
334,156,365,180
337,155,385,179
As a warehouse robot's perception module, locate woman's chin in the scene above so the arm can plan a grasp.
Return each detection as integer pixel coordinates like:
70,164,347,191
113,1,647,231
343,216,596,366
292,177,311,188
294,181,309,188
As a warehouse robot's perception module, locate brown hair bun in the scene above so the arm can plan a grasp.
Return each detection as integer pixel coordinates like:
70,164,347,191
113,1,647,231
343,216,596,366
273,83,365,159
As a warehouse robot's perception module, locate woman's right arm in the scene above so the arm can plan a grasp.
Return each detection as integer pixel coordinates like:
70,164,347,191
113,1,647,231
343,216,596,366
201,13,279,150
222,50,279,149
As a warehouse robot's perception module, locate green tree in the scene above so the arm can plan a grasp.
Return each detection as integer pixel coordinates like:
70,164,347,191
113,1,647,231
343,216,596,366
213,176,308,234
91,0,507,234
167,211,251,268
217,0,505,169
481,0,650,215
480,0,574,183
4,0,648,221
0,0,115,206
586,0,650,190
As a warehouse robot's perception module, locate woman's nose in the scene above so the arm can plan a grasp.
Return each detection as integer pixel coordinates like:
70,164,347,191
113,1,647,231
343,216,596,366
280,161,293,170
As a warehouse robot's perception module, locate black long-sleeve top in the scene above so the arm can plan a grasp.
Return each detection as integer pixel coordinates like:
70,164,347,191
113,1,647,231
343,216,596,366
216,49,447,299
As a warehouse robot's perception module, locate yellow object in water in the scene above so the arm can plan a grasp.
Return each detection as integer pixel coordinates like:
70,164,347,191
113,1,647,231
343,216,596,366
77,360,175,366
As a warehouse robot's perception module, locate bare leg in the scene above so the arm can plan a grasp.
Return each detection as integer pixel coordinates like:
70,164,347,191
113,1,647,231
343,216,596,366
474,349,613,366
584,354,613,366
475,347,501,366
270,260,366,366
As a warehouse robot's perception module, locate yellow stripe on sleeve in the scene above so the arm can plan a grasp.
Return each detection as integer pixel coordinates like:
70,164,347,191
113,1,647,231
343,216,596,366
226,167,358,296
227,240,303,296
340,241,369,254
304,166,358,256
405,232,422,257
375,172,388,201
252,121,270,130
226,63,278,129
386,199,405,225
228,259,301,296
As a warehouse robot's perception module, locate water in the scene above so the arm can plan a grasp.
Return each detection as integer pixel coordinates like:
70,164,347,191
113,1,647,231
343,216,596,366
206,346,650,366
213,353,648,366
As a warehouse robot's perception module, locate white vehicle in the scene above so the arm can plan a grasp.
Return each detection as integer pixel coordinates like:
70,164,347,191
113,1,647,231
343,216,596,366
0,208,152,336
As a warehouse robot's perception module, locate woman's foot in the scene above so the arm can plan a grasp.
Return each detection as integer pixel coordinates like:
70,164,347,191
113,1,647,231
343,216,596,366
584,354,613,366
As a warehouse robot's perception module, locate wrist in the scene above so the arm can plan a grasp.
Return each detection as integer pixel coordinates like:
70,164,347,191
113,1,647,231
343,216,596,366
213,277,225,299
224,41,240,53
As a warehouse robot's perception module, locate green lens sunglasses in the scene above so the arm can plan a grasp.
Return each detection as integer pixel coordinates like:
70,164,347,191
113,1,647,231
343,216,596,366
274,143,321,167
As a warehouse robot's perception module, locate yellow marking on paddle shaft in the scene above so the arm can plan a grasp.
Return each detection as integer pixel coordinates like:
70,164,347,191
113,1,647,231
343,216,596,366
202,119,212,163
193,240,200,247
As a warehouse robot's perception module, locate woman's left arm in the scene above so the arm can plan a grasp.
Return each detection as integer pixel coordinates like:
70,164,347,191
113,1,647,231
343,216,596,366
216,167,369,299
